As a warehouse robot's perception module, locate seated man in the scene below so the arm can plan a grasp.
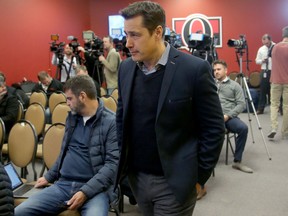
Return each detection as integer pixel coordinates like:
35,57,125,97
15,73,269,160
213,59,253,173
32,71,63,98
0,76,18,138
15,75,119,216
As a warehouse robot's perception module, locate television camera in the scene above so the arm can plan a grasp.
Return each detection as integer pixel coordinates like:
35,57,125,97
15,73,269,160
113,36,131,57
50,34,65,55
227,34,247,50
188,33,217,64
164,28,183,49
82,31,104,58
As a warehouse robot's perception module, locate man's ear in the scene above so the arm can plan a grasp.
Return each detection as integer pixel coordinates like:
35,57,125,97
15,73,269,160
79,91,86,101
155,25,163,40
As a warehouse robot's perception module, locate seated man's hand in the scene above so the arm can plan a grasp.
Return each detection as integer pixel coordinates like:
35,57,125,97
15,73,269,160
35,177,48,188
67,191,87,210
224,114,230,122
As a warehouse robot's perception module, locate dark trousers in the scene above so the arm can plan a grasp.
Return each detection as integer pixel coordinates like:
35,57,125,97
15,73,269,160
258,70,271,111
225,117,248,162
128,172,197,216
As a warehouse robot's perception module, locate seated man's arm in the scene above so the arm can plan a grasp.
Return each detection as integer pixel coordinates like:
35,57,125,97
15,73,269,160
226,83,246,118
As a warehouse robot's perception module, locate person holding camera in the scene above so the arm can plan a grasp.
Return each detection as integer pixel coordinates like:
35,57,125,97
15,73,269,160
52,44,78,83
99,36,121,95
78,31,104,88
255,34,275,114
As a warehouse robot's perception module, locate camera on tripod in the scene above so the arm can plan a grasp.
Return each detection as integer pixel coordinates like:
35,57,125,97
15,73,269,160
227,34,247,50
67,36,80,54
82,31,104,57
164,27,183,49
50,34,65,55
113,36,131,57
188,33,213,51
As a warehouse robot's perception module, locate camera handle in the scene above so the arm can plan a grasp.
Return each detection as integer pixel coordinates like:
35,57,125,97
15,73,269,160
236,53,272,161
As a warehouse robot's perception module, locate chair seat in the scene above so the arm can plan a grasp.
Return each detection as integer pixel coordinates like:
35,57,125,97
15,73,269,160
58,210,80,216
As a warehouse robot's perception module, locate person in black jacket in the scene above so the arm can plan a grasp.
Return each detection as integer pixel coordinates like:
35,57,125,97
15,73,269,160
0,162,14,216
0,76,18,138
32,71,63,98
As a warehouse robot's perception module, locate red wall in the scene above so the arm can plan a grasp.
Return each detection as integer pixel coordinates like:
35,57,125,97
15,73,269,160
1,0,288,85
0,0,90,85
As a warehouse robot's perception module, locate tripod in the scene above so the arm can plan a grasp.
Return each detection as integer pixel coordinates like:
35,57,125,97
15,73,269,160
235,49,272,160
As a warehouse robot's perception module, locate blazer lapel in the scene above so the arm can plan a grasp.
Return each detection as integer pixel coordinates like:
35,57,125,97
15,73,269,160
122,61,137,118
156,48,179,119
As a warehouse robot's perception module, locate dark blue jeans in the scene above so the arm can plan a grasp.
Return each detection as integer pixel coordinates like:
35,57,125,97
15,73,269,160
225,117,248,162
258,70,271,111
15,180,109,216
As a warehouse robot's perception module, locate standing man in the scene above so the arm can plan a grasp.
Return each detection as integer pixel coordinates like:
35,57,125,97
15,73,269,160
52,44,78,83
255,34,275,114
99,36,121,95
15,75,119,215
213,60,253,173
268,26,288,139
116,2,225,216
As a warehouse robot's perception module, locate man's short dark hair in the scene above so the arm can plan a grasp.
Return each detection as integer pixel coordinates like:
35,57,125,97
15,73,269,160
262,34,272,41
63,75,97,99
119,1,166,37
212,59,228,68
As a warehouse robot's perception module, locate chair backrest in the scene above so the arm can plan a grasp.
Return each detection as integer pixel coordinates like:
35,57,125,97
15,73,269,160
51,102,71,124
49,91,67,114
29,91,48,108
101,96,117,113
42,123,65,170
17,100,24,121
100,87,107,97
0,118,6,162
249,71,261,88
228,71,238,81
25,102,46,136
110,89,119,102
8,119,38,180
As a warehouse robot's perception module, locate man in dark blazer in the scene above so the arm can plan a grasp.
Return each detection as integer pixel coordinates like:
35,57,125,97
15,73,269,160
116,2,225,215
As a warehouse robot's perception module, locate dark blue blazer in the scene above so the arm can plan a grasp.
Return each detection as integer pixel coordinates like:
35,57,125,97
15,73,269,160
116,46,225,203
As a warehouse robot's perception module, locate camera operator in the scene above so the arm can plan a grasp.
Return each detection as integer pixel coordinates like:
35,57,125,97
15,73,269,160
255,34,275,114
78,31,104,88
98,36,121,95
51,44,78,83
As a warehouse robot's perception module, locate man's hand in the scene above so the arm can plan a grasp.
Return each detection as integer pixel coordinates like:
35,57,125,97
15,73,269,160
99,55,105,62
67,191,87,210
224,115,230,122
35,177,49,188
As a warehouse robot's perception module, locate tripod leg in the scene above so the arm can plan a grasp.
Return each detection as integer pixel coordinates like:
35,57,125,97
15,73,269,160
242,76,272,160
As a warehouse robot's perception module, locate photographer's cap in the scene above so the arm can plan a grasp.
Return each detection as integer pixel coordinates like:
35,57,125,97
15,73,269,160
282,26,288,38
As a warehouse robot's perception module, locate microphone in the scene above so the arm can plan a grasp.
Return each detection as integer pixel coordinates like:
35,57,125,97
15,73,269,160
67,35,77,41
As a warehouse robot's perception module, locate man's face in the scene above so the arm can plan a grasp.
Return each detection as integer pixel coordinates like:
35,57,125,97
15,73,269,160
76,69,88,76
64,45,73,55
124,15,158,63
213,63,227,82
0,84,6,94
103,37,112,50
262,38,271,47
65,89,85,114
40,77,51,87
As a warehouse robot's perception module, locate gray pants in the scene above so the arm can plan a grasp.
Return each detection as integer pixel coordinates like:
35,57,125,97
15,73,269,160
128,172,197,216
